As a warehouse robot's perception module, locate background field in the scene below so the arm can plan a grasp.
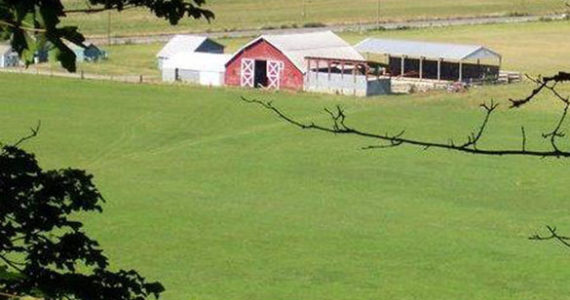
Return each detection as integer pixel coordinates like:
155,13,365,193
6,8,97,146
41,20,570,78
2,18,570,300
61,0,569,36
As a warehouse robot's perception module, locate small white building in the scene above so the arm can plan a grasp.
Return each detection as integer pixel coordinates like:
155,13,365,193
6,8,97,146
156,35,225,70
0,44,19,68
162,52,231,86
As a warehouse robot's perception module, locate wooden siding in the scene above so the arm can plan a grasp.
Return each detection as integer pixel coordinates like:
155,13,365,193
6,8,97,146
225,39,304,90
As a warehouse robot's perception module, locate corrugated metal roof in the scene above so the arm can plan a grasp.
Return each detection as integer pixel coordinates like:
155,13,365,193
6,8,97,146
163,52,231,72
355,38,501,61
157,35,209,59
231,31,364,72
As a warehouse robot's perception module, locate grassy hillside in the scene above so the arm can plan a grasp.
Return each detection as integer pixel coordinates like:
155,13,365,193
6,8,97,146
61,0,568,36
2,16,570,300
1,73,570,300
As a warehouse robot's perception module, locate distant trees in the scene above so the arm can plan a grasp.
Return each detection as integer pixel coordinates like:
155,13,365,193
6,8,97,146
0,126,164,299
0,0,214,71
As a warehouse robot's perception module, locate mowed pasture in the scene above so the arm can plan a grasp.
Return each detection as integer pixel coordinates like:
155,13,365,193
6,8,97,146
57,21,570,77
60,0,568,36
2,22,570,300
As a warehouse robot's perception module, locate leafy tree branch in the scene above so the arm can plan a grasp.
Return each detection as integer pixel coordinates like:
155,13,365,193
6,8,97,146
0,0,214,71
0,128,164,299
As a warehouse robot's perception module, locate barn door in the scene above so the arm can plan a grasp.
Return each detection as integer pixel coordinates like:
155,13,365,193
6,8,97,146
267,60,282,89
241,59,254,87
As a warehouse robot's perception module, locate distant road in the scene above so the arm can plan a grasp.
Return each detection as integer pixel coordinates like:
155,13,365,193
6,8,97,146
89,14,567,45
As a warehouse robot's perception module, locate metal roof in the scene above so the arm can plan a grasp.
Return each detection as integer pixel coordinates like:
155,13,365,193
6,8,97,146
355,38,501,61
230,31,364,72
157,35,215,59
163,52,232,72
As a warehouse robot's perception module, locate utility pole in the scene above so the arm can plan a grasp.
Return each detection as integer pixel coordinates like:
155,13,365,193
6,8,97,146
302,0,306,21
106,0,111,45
107,9,111,45
376,0,380,30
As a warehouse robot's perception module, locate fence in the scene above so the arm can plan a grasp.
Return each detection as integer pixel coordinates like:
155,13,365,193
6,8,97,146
0,67,160,84
498,70,523,84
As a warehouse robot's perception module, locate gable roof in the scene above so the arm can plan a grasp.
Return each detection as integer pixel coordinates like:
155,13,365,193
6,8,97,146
157,35,221,59
163,52,232,72
355,38,501,61
228,31,364,72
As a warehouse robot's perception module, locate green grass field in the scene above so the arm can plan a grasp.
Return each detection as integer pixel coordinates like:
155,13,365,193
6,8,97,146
2,20,570,300
61,0,569,36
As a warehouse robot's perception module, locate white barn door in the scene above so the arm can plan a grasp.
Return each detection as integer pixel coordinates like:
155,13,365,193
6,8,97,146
267,60,282,89
241,59,254,87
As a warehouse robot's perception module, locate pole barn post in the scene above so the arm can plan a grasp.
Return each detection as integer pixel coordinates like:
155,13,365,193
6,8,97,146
419,57,423,80
401,55,405,77
306,58,311,84
437,58,441,81
459,61,463,82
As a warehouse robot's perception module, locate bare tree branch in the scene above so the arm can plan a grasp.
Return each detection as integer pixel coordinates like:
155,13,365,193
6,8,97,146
530,225,570,248
509,72,570,108
12,121,41,147
241,96,570,157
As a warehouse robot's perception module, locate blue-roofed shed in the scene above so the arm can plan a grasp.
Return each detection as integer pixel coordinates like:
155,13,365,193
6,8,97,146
73,44,107,62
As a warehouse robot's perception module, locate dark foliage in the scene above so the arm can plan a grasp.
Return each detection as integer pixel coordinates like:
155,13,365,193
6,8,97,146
0,129,164,299
0,0,214,71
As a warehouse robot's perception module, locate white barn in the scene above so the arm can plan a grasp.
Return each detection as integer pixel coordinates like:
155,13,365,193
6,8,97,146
162,52,231,86
156,35,225,70
0,44,19,68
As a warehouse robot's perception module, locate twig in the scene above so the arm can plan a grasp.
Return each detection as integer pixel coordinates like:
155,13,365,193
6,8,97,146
13,121,41,147
0,20,46,33
521,126,526,151
509,72,570,108
241,97,570,157
530,225,570,248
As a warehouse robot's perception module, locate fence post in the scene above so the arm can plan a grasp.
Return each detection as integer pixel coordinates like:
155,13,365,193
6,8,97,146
80,70,84,79
139,75,143,83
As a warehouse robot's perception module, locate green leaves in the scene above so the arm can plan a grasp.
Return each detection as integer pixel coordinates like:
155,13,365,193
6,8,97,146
0,0,213,72
0,144,164,299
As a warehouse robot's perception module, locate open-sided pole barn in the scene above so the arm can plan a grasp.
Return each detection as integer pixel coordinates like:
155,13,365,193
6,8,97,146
355,38,502,82
304,56,390,96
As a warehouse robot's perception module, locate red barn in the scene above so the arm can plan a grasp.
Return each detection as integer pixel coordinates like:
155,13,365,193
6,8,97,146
225,31,364,90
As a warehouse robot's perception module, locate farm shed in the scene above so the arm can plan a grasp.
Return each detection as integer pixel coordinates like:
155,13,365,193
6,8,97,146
73,43,107,62
355,38,502,82
225,31,364,90
304,56,391,96
162,52,231,86
157,35,225,70
0,44,19,68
